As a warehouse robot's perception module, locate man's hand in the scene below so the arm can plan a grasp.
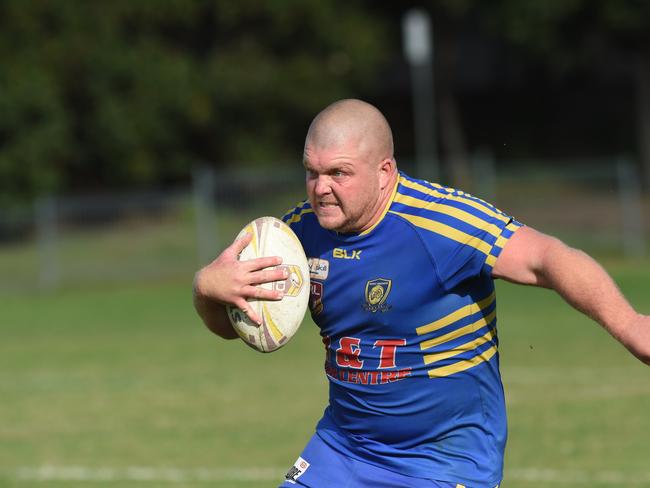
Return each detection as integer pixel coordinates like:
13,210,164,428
193,233,288,337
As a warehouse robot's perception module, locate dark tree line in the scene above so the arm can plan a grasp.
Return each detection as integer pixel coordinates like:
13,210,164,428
1,0,648,206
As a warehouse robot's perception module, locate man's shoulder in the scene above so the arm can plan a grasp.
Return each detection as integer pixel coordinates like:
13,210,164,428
391,172,510,227
282,199,313,225
281,200,321,243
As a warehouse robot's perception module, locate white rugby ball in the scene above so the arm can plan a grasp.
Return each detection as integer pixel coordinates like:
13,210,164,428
226,216,309,353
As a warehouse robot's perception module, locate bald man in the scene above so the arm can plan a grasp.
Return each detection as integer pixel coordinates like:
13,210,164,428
193,99,650,488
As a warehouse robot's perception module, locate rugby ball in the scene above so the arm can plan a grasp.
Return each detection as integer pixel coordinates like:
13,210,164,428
226,216,309,353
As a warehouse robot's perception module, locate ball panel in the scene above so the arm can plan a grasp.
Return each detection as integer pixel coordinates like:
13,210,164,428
227,216,309,353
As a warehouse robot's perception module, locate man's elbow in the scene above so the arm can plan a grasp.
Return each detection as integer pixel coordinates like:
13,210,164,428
192,289,239,340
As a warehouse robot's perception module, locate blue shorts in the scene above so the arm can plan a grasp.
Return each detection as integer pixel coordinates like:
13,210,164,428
278,433,496,488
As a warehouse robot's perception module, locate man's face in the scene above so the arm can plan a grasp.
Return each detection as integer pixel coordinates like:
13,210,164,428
303,139,382,233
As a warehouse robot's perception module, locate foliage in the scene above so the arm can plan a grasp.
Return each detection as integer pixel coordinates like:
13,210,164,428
486,0,650,73
2,0,649,205
0,0,391,203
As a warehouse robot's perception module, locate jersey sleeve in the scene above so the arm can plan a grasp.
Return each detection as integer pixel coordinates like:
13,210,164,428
429,194,522,291
391,181,522,292
281,199,312,242
436,216,521,291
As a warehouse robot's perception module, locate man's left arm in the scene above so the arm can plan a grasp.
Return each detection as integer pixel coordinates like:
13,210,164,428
492,226,650,366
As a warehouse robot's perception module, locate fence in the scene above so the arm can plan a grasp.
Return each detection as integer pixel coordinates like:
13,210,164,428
0,159,646,293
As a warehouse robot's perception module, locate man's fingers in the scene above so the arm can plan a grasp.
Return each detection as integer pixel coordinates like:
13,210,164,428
249,267,288,285
232,284,283,327
234,299,262,326
227,232,253,258
243,255,283,271
242,285,284,301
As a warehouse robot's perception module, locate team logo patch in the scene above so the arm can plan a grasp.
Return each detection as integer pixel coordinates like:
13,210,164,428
285,456,310,483
309,281,324,315
308,257,329,280
363,278,392,313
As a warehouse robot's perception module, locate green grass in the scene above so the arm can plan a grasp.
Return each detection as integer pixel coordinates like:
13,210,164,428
1,255,649,487
0,279,327,488
497,271,650,487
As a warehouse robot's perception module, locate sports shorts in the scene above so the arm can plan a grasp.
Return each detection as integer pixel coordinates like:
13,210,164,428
278,432,500,488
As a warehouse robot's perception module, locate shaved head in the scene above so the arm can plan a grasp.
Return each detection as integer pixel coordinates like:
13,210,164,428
302,99,398,233
305,99,394,165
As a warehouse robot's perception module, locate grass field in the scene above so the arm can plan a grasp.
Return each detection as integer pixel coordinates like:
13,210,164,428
1,253,649,487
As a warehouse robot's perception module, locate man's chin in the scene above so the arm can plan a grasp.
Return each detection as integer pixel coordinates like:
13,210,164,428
315,214,346,232
317,217,361,234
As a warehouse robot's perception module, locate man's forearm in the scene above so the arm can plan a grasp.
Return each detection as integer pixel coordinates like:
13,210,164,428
192,274,239,340
538,241,632,324
539,240,649,364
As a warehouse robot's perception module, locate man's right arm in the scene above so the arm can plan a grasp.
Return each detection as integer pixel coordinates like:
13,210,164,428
192,233,287,339
192,282,238,339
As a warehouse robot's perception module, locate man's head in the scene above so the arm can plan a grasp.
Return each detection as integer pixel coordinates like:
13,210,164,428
303,99,397,233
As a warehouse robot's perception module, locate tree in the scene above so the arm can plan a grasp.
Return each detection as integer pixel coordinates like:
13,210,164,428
0,0,391,205
490,0,650,187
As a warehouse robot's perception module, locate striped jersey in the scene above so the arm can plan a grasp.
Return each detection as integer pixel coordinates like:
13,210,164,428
282,171,522,487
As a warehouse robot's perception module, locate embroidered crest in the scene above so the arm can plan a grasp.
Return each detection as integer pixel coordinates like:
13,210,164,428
363,278,392,313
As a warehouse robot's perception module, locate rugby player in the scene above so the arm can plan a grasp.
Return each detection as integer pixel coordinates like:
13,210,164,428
193,99,650,487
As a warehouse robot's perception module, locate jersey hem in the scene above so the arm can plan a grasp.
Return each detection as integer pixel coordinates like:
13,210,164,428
315,426,503,488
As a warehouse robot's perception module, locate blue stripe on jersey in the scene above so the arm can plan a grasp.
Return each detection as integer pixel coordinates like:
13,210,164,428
391,174,522,277
392,179,506,258
397,174,511,224
282,200,313,225
416,290,499,378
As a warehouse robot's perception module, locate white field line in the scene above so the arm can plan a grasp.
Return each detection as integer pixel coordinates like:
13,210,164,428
8,466,285,482
5,466,650,484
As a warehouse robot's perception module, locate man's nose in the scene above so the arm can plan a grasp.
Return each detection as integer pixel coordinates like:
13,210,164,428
314,176,332,196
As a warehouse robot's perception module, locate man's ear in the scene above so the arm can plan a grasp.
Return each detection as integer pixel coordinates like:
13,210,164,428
379,157,396,189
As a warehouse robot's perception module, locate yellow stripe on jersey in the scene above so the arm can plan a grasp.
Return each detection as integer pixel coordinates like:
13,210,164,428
284,207,314,225
494,222,521,250
427,344,497,378
423,326,496,365
282,200,307,219
390,211,492,256
420,308,497,351
398,176,510,224
506,221,520,232
416,292,495,336
494,233,509,251
394,192,502,238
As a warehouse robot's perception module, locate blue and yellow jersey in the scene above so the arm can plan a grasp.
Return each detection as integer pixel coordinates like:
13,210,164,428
282,171,522,488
